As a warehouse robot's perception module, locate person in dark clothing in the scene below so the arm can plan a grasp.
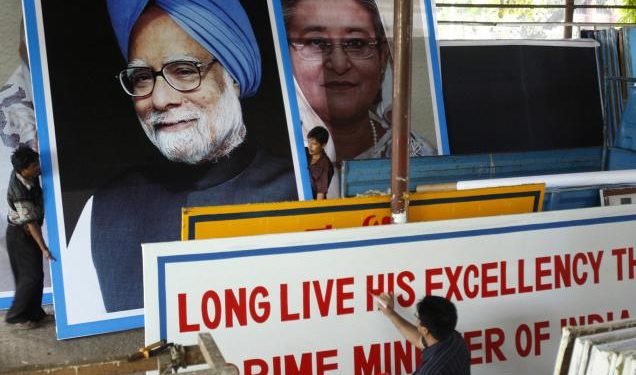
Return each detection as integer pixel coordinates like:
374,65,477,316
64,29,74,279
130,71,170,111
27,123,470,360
307,126,334,199
378,293,471,375
5,146,55,329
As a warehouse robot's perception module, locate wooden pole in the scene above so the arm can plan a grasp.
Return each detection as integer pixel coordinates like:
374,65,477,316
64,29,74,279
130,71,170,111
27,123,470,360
390,0,413,224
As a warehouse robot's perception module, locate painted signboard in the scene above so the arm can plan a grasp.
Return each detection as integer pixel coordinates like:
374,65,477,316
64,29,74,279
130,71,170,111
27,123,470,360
144,204,636,374
182,184,544,240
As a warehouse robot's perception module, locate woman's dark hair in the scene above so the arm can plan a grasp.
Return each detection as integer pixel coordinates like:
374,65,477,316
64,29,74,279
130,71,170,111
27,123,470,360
11,145,40,172
416,295,458,342
282,0,387,43
307,126,330,145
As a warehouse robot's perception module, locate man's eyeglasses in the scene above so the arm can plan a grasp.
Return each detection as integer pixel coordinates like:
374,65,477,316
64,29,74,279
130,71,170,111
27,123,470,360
289,38,383,61
117,59,217,97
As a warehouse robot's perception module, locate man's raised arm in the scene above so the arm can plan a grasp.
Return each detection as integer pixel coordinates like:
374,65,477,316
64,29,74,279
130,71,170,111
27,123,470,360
378,292,425,350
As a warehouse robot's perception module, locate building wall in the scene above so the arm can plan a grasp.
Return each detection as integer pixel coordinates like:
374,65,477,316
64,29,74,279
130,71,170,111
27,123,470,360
412,37,437,147
0,0,23,84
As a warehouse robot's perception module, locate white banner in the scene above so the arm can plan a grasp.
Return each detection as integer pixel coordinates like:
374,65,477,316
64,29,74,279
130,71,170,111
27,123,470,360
143,205,636,375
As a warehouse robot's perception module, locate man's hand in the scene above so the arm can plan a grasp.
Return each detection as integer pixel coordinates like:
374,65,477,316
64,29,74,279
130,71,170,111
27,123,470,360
42,247,56,262
26,222,52,260
376,292,425,350
377,292,395,316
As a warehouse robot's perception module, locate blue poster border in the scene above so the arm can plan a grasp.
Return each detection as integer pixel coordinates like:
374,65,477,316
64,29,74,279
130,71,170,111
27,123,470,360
423,0,450,154
272,0,314,200
0,293,52,310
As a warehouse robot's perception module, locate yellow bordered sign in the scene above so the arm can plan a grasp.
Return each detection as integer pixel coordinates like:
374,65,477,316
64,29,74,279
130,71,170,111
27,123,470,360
181,184,544,240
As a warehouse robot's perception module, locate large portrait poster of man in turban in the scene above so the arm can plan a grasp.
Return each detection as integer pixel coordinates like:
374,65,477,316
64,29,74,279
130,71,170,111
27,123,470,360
24,0,311,338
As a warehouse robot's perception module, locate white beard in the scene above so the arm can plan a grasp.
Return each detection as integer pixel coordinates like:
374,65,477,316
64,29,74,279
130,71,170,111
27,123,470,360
139,71,246,164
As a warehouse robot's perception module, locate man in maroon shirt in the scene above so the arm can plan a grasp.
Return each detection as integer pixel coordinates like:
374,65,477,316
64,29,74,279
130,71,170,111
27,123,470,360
307,126,334,199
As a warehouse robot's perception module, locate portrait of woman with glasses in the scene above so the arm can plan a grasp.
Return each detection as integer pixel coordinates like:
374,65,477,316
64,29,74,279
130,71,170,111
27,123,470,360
283,0,437,177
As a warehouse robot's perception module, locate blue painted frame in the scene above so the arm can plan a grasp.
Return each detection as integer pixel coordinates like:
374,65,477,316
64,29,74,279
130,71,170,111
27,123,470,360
0,293,52,310
423,0,450,155
272,0,314,199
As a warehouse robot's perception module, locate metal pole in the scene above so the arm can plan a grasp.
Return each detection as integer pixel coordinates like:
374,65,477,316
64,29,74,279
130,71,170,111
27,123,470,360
390,0,412,224
564,0,575,39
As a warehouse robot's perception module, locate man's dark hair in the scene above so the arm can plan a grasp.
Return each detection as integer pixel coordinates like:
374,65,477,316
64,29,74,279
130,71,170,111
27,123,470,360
416,295,458,341
11,145,39,172
307,126,330,145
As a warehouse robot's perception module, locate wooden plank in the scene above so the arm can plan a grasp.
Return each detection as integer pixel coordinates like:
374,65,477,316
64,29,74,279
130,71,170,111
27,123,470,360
197,334,238,375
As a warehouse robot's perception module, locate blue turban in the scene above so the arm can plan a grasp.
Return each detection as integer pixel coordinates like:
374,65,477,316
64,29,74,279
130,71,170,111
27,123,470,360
107,0,261,98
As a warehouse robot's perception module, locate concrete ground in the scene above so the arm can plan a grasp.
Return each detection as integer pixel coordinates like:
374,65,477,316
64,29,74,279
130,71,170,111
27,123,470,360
0,306,144,373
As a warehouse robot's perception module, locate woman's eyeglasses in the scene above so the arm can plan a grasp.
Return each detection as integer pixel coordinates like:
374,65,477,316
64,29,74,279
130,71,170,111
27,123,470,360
289,38,383,61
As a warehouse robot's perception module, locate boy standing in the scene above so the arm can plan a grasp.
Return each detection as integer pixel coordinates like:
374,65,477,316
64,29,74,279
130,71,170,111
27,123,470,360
307,127,334,200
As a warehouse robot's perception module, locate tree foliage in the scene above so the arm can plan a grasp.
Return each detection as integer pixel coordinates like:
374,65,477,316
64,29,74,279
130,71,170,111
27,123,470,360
619,0,636,23
497,0,535,19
